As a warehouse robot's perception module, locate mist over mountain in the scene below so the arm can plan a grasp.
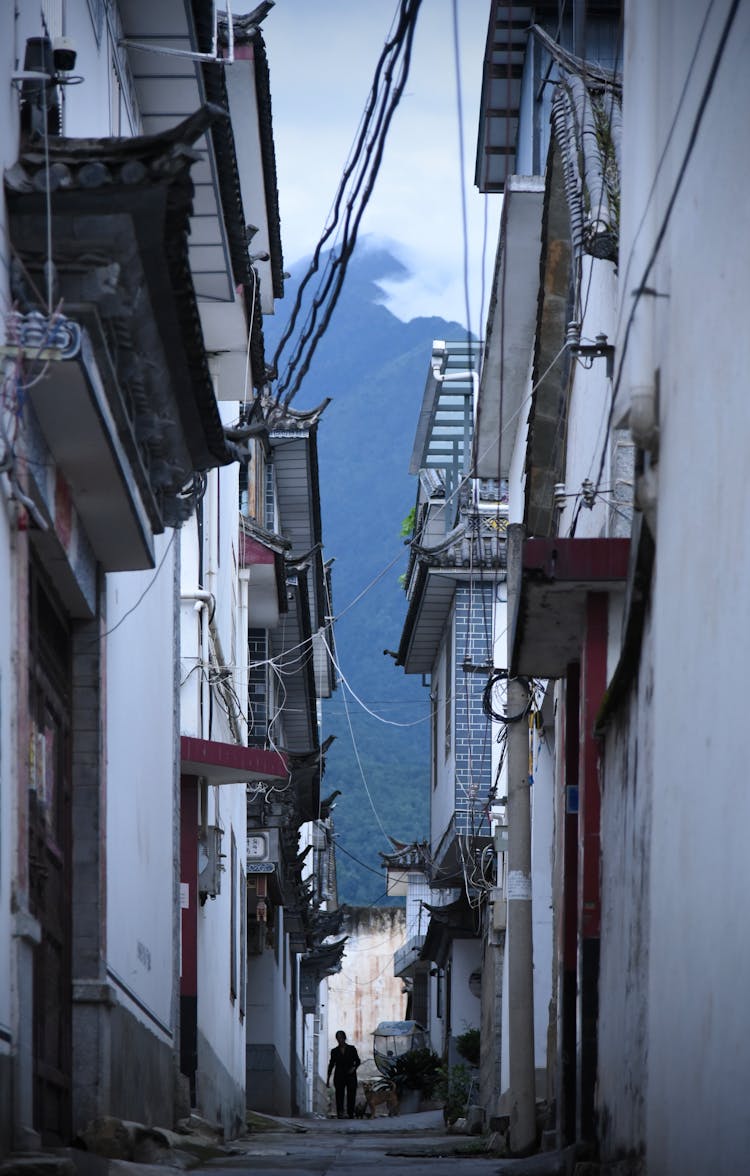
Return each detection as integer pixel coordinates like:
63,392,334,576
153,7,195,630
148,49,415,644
263,242,469,903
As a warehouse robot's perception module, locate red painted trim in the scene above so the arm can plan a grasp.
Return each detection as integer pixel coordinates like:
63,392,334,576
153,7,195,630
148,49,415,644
180,778,198,997
239,532,277,568
180,736,287,783
523,538,630,584
578,594,608,939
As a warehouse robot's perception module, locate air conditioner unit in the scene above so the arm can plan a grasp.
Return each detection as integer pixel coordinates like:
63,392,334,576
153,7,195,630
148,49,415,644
198,825,223,900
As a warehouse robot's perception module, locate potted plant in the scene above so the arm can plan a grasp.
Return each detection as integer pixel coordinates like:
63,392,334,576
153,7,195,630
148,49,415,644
389,1047,441,1113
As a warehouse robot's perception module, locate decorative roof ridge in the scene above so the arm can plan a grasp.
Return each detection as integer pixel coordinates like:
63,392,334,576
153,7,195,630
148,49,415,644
410,504,507,569
280,733,335,769
380,838,430,868
262,393,331,431
7,105,225,185
217,3,275,45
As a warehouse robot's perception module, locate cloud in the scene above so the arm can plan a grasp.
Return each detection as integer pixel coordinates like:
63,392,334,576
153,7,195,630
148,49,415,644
264,0,501,327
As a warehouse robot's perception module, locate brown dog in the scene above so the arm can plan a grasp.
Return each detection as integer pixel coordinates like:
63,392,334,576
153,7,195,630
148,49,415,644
362,1080,399,1117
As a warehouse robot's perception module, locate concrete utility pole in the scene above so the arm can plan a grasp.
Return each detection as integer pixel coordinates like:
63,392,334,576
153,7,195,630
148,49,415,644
505,524,536,1153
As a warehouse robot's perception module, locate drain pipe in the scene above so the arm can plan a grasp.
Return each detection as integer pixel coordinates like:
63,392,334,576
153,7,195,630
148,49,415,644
505,524,536,1154
625,0,659,536
180,590,213,739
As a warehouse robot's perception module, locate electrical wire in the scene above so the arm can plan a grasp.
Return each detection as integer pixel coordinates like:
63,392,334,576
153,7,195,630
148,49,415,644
272,0,424,408
333,838,386,880
451,0,472,350
95,530,177,643
338,659,391,844
320,632,430,729
269,0,409,378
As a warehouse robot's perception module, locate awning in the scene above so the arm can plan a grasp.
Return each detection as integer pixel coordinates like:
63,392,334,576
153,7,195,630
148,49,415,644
180,735,288,784
474,177,545,480
510,537,630,678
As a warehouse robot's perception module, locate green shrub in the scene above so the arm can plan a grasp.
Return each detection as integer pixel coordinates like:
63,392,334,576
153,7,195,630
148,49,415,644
389,1047,441,1093
454,1027,480,1068
432,1062,474,1126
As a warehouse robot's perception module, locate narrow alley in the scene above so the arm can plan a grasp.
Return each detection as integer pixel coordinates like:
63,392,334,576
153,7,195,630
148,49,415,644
3,2,750,1174
155,1112,562,1176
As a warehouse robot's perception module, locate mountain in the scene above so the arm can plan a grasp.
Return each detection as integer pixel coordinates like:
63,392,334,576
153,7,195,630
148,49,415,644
263,242,468,904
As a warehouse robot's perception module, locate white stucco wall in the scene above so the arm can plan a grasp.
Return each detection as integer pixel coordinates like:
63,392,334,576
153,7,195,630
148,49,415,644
450,938,481,1041
554,260,618,542
246,905,292,1110
506,380,530,527
530,718,554,1079
196,782,248,1121
105,533,177,1033
598,606,653,1158
611,2,750,1169
325,906,407,1074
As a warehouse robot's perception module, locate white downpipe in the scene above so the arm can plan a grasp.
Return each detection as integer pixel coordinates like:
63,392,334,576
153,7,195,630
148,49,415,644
181,591,213,740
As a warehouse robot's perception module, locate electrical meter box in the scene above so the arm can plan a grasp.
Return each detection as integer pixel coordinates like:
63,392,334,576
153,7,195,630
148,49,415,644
198,825,223,899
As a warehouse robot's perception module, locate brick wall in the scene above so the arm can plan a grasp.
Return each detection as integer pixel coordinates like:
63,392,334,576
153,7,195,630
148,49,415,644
452,584,493,839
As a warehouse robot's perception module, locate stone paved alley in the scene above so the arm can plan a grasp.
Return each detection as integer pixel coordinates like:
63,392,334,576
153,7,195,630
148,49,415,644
185,1111,571,1176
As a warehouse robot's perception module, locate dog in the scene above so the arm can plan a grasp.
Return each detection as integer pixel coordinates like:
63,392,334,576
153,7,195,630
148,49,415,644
362,1080,399,1117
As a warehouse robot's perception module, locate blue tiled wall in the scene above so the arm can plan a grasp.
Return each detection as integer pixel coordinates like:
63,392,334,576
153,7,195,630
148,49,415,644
452,584,494,838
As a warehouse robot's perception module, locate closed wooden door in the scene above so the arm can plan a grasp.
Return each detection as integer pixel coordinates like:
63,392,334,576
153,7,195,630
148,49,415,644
28,569,72,1144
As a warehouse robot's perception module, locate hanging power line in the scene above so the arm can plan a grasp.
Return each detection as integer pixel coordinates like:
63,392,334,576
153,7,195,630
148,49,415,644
271,0,423,408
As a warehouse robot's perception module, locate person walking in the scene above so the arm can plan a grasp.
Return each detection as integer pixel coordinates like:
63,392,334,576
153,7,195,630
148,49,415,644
326,1030,361,1118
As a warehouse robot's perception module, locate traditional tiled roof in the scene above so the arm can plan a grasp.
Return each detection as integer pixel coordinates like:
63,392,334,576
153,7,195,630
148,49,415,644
191,3,252,293
533,24,622,261
5,107,233,524
218,4,285,301
411,515,507,571
300,936,347,980
239,512,289,556
261,394,331,433
410,496,507,573
379,839,430,871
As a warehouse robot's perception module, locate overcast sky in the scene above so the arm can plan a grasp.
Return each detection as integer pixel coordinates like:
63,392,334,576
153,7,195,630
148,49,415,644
262,0,501,329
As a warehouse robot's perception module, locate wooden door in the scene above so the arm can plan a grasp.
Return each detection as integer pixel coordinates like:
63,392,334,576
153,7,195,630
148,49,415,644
28,569,72,1144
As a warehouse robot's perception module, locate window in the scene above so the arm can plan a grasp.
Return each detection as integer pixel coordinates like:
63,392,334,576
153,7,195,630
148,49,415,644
239,866,246,1021
248,629,269,745
264,462,275,532
230,832,237,1002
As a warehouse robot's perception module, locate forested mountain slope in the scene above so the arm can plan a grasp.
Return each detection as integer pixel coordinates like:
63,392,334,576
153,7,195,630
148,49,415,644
263,244,468,903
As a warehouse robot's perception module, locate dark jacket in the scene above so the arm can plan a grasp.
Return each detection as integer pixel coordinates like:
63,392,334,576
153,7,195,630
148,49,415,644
327,1042,360,1083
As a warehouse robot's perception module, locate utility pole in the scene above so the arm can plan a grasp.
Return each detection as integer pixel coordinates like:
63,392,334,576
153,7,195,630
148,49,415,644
505,523,536,1153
